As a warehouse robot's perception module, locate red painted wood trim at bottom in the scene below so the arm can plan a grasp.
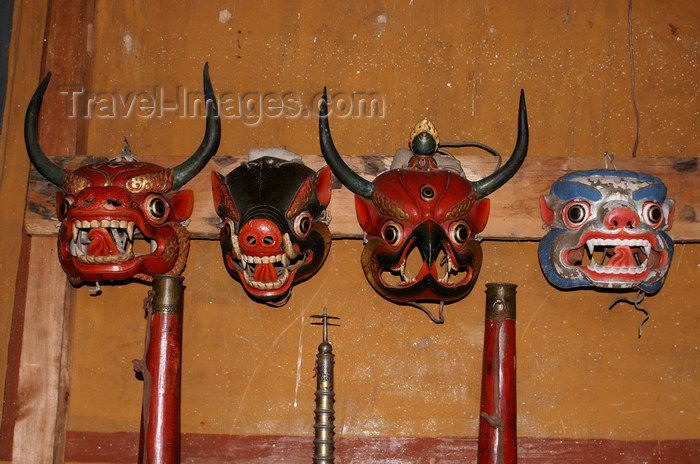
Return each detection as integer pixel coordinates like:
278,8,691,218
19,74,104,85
65,431,700,463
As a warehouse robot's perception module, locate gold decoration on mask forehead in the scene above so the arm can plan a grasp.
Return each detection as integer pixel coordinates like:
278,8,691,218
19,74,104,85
409,119,439,146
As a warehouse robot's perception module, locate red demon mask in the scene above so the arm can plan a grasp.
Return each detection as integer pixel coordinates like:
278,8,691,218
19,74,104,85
25,64,220,284
211,152,332,305
319,90,528,320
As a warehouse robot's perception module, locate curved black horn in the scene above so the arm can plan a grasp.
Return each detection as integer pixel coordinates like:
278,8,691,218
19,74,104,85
24,72,66,187
171,62,221,190
319,88,374,199
472,89,529,199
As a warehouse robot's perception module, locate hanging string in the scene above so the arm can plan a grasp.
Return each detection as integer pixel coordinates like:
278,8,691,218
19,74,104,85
438,141,502,171
406,300,445,324
89,281,102,296
628,0,640,158
603,152,618,170
609,290,649,338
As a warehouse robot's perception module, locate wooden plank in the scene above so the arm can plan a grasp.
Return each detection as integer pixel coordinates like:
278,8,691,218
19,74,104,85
0,0,49,439
63,431,700,463
38,0,94,157
9,0,95,462
52,284,76,463
0,234,31,460
11,236,74,463
24,154,699,241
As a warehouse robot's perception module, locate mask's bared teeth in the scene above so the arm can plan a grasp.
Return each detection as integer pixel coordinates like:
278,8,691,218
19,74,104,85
243,265,290,290
279,267,289,282
586,241,594,255
283,233,298,259
398,260,408,283
126,222,135,241
281,254,288,267
90,220,99,228
231,233,242,260
77,250,135,264
81,220,90,228
72,221,79,243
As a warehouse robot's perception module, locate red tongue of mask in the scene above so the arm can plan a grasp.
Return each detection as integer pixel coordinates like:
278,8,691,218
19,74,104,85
608,246,636,267
86,229,120,256
253,262,278,283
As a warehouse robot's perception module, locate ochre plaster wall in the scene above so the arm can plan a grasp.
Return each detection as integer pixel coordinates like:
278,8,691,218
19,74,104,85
2,0,698,454
78,1,697,159
68,240,700,440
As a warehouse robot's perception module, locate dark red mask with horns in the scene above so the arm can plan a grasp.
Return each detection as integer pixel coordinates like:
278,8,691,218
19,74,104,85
25,64,221,284
319,90,528,314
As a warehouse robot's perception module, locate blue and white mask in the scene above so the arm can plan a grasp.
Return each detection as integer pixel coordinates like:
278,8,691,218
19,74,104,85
539,170,675,294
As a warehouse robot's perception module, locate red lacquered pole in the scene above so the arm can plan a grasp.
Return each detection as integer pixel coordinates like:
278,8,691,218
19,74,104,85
477,283,517,464
137,275,184,464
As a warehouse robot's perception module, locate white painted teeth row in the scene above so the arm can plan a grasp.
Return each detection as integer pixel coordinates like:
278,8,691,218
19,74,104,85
72,220,135,241
587,261,647,274
230,232,299,272
243,267,290,290
241,254,289,266
76,250,134,264
585,238,651,256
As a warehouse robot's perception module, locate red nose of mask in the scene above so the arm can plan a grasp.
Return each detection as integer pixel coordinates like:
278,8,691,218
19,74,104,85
238,218,283,253
604,207,640,230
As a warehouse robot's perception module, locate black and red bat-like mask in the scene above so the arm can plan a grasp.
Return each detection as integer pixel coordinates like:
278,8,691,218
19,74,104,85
211,152,332,305
24,64,221,284
319,90,528,313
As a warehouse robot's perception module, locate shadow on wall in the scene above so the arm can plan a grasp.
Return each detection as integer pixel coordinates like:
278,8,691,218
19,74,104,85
0,0,14,136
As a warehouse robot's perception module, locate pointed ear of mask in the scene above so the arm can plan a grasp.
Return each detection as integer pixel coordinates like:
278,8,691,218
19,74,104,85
666,199,675,230
211,171,238,221
468,198,490,235
355,196,375,233
56,191,66,219
540,195,555,227
167,190,194,222
314,165,332,207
